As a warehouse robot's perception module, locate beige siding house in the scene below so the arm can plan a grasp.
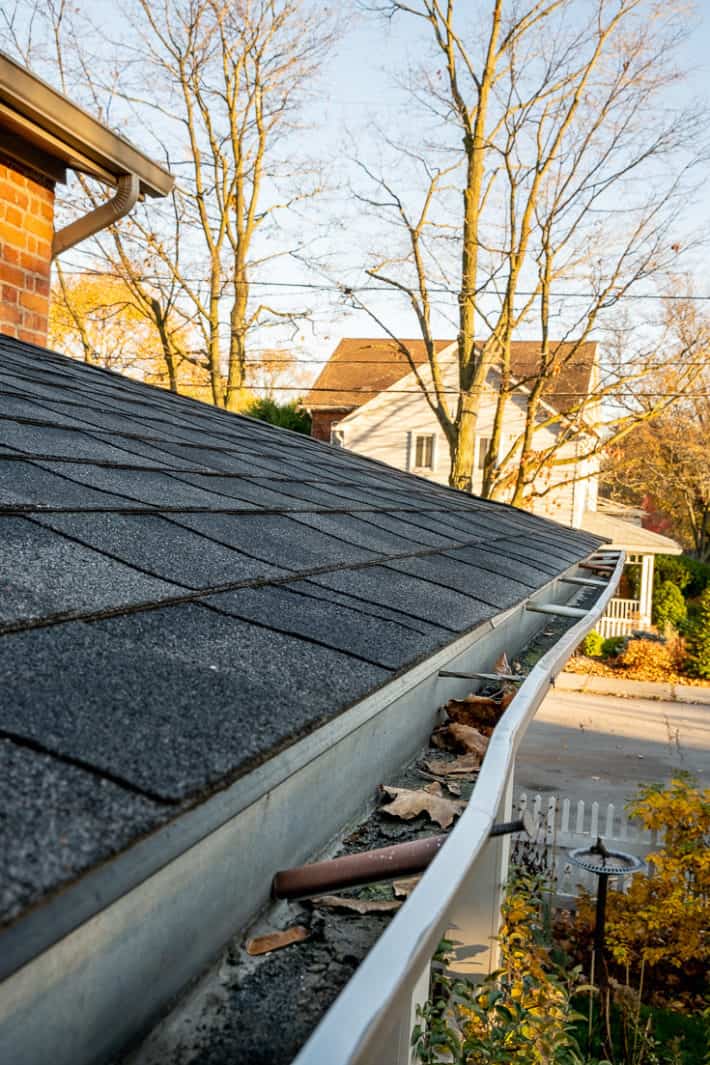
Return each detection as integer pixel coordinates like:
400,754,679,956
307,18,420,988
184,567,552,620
303,338,681,634
305,339,598,526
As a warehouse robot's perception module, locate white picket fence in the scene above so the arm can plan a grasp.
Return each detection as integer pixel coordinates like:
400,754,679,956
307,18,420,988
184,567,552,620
598,597,640,638
516,792,662,898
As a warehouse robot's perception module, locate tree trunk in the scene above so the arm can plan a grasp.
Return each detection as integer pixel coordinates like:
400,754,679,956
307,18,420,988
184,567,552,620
449,395,477,491
225,274,248,411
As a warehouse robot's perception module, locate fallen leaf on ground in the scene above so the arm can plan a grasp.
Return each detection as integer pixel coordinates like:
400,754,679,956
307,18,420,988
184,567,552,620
380,782,465,829
445,779,462,796
393,876,421,898
312,895,401,914
246,926,309,955
424,754,480,777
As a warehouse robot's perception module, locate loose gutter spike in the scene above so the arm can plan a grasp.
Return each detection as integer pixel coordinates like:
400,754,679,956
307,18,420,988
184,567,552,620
272,813,535,901
526,602,587,619
438,670,524,682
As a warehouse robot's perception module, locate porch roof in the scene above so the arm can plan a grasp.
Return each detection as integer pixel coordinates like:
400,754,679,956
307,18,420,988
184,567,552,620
581,510,681,555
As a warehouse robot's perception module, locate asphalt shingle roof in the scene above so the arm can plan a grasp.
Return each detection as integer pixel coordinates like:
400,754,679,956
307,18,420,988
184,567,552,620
0,334,602,928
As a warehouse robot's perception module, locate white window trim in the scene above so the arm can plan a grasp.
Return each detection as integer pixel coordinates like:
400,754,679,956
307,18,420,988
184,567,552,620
411,432,436,472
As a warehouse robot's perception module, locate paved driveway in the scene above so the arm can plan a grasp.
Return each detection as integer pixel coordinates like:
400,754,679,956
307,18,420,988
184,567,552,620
515,689,710,808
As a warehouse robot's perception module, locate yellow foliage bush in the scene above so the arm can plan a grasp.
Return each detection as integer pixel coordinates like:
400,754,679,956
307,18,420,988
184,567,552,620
413,876,584,1064
574,776,709,992
618,638,680,675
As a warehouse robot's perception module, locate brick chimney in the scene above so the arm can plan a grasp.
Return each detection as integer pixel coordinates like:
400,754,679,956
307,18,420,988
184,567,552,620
0,152,54,345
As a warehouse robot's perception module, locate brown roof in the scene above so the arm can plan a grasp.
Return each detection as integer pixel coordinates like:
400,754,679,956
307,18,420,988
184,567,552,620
301,339,453,409
302,338,597,416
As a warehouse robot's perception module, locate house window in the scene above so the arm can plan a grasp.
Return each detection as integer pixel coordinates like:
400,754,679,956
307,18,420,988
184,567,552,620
414,433,435,469
477,437,491,470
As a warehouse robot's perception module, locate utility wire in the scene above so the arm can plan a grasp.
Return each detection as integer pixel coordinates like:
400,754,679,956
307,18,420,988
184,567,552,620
141,379,710,398
52,265,710,302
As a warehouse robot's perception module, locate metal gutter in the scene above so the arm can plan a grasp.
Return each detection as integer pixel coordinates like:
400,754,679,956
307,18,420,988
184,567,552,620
293,551,625,1065
52,173,139,258
0,551,618,1065
0,51,174,197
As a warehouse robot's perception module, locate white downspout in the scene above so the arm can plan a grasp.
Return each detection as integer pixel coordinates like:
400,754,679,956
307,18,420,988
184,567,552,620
51,173,140,259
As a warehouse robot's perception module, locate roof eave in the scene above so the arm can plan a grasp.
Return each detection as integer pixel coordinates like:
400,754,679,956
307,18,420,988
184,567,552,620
0,52,174,198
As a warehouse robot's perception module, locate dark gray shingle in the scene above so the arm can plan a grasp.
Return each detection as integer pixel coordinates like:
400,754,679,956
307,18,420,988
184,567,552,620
0,334,603,927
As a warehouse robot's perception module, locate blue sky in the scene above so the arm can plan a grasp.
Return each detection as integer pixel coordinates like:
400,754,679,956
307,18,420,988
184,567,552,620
12,0,710,371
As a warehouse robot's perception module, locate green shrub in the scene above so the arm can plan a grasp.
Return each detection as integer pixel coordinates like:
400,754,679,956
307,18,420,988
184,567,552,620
653,580,687,631
655,555,692,592
579,630,604,657
245,397,311,434
683,556,710,598
686,588,710,679
655,554,710,599
601,635,626,657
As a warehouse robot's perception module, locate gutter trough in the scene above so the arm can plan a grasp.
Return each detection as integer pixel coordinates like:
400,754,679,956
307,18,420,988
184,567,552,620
0,550,623,1065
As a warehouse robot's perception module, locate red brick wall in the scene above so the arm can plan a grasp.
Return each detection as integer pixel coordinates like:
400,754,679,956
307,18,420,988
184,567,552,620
310,408,353,442
0,154,54,345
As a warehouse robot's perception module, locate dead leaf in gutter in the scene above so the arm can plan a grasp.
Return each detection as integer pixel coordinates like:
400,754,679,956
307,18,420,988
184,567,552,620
393,876,421,898
430,726,454,751
424,754,480,777
499,689,516,710
380,782,465,829
447,722,488,756
446,696,501,727
450,693,500,708
246,925,309,956
313,895,401,914
495,651,512,676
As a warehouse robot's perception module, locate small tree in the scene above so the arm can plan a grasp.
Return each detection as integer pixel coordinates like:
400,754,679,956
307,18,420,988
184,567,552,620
652,581,687,632
355,1,705,493
245,397,311,434
572,776,710,1003
686,587,710,679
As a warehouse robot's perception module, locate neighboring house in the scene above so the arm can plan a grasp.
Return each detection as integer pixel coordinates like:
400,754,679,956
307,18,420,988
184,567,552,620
303,337,599,527
584,499,681,637
303,338,681,633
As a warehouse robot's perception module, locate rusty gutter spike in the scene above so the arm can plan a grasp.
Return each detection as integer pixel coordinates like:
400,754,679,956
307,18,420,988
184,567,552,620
438,670,523,682
272,814,533,901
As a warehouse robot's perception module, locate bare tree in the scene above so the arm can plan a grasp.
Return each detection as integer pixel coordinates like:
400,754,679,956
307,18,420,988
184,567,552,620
352,0,705,493
603,298,710,560
2,0,337,407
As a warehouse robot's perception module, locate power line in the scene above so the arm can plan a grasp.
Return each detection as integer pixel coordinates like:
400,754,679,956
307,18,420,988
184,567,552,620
180,384,710,397
227,357,710,368
53,265,710,302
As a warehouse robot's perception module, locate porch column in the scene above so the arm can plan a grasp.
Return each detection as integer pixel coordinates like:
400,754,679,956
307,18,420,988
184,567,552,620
639,554,654,629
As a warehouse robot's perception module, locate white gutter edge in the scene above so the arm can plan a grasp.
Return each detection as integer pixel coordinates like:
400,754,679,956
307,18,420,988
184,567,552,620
52,173,139,259
294,550,626,1065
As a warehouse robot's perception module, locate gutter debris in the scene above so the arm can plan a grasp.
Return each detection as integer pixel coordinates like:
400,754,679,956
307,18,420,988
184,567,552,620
119,587,599,1065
